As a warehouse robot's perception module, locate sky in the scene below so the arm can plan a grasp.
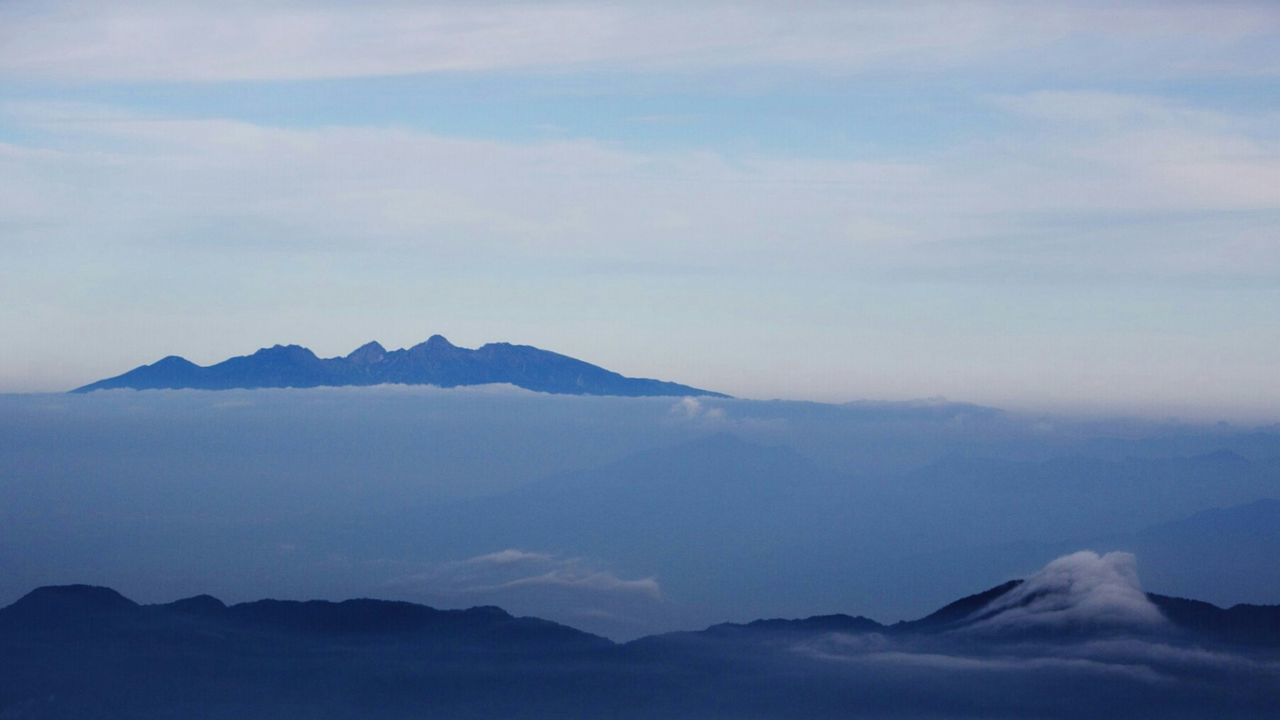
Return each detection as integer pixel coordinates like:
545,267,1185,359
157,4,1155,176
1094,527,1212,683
1,1,1278,419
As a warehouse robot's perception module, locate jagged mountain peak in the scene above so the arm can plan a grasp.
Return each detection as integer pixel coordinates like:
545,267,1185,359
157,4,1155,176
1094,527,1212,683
346,340,387,364
71,336,727,398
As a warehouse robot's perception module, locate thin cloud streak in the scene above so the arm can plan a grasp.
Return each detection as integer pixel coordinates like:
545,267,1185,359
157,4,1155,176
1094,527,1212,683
1,2,1277,82
388,549,663,602
3,97,1277,277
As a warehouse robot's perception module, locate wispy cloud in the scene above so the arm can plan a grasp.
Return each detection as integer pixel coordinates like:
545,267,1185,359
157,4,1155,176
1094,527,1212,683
457,548,554,566
671,397,725,422
2,2,1276,82
801,641,1167,683
3,98,1276,278
485,569,661,600
389,549,662,601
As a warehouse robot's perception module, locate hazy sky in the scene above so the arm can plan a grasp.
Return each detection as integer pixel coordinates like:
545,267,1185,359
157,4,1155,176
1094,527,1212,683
2,1,1278,418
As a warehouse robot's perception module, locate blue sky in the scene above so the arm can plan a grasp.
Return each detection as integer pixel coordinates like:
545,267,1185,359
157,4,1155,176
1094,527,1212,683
1,1,1278,418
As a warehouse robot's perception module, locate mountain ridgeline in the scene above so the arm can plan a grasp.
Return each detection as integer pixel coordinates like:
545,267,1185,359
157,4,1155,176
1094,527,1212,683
71,335,727,397
3,577,1279,719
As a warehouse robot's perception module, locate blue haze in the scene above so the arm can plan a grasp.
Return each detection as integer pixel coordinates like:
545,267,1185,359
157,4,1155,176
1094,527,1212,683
3,389,1278,640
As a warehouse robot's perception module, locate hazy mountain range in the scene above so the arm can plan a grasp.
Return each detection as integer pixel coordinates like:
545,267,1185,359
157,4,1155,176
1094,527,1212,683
4,552,1278,719
5,390,1280,640
383,433,1280,634
6,380,1280,717
72,335,726,397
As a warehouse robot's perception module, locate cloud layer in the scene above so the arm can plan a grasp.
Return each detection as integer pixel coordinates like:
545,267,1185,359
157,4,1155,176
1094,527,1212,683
2,2,1277,82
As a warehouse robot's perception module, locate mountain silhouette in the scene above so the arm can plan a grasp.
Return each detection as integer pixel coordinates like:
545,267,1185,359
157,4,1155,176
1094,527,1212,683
71,335,727,397
1148,593,1280,646
0,583,608,645
3,579,1278,719
889,579,1026,633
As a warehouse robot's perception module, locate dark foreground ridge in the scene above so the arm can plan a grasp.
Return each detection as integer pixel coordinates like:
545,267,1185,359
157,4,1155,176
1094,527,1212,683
71,335,728,397
3,581,1279,719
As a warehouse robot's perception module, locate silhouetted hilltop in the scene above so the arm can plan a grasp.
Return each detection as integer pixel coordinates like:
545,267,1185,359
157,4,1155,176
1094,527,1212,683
1150,593,1280,646
1,585,138,628
0,584,607,651
3,580,1278,719
71,335,727,398
891,579,1026,633
10,579,1280,647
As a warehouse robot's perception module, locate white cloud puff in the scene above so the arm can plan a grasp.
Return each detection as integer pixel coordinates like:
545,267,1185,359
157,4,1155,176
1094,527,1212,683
671,397,725,422
967,551,1166,632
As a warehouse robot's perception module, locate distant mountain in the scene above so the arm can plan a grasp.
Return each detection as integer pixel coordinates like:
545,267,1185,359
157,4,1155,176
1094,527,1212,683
398,433,871,632
632,577,1280,650
889,580,1026,634
0,584,607,650
894,577,1280,646
1148,593,1280,646
9,578,1277,648
1114,497,1280,606
71,335,727,397
894,497,1280,614
882,451,1280,546
4,579,1278,719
